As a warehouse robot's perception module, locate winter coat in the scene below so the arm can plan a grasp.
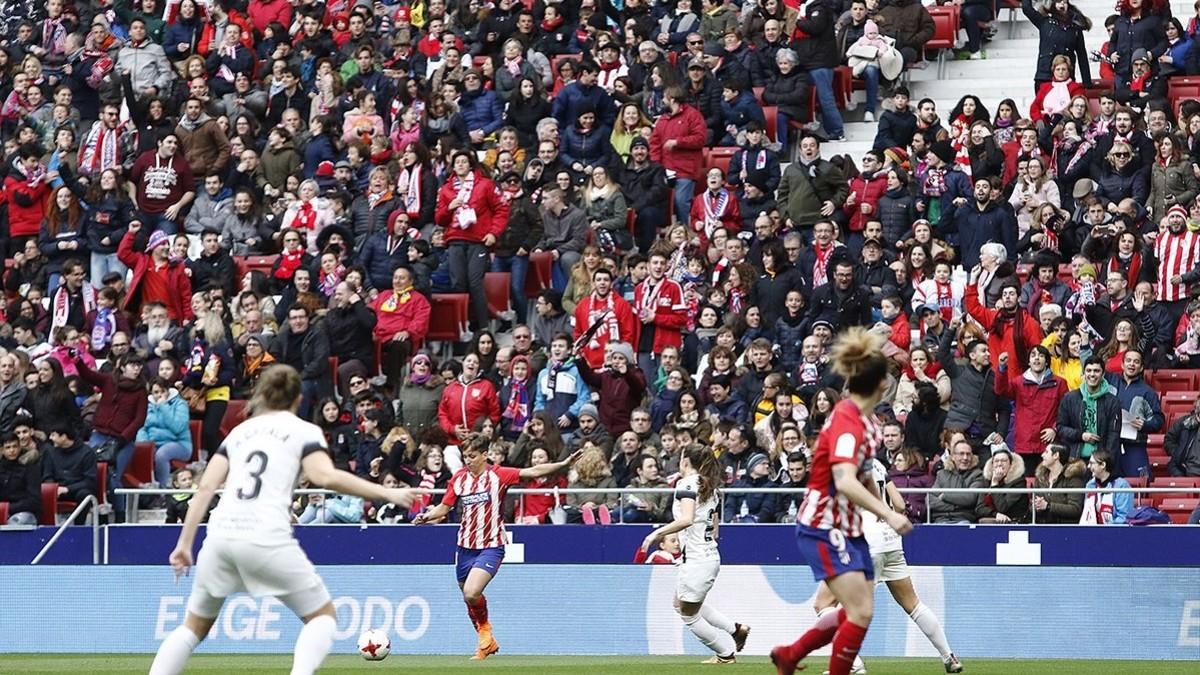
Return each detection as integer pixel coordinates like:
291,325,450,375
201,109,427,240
1028,458,1086,523
566,474,620,509
1056,386,1122,459
877,187,917,246
116,40,174,95
649,103,708,181
950,200,1019,270
928,460,985,523
269,324,331,386
724,474,779,522
183,188,232,236
889,464,934,523
803,281,873,332
324,298,377,368
875,0,936,52
1166,415,1200,477
939,329,1007,439
435,171,504,245
1112,13,1165,80
718,90,765,134
504,94,553,148
964,283,1044,372
576,360,647,436
458,88,504,136
583,188,628,236
843,172,889,233
551,81,616,131
1081,474,1133,524
894,369,952,418
980,453,1030,521
5,173,50,238
995,366,1068,455
358,230,414,292
1148,158,1199,221
350,191,401,246
874,107,918,151
774,313,808,372
560,125,617,174
41,440,97,497
302,134,337,180
493,59,540,102
779,159,848,228
761,68,810,120
261,141,301,192
438,376,501,443
699,5,739,43
163,18,201,62
1092,158,1151,207
83,192,131,255
792,0,841,70
0,454,41,517
1009,179,1062,235
220,214,272,256
751,266,805,328
118,230,194,322
175,117,230,178
534,359,592,429
137,391,192,452
620,160,670,214
729,147,782,195
188,249,237,300
1023,0,1092,85
76,359,148,442
495,193,543,257
536,203,589,254
397,377,446,438
1108,373,1164,447
37,216,88,276
0,382,28,435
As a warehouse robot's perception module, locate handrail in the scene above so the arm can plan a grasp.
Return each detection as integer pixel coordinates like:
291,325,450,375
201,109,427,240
115,486,1200,496
31,495,98,565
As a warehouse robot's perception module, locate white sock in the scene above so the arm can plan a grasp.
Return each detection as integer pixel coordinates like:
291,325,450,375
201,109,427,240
148,626,200,675
701,604,737,634
681,611,736,657
909,602,953,661
854,654,866,670
290,614,337,675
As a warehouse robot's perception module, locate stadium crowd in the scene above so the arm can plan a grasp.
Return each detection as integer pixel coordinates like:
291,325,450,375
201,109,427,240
2,0,1200,531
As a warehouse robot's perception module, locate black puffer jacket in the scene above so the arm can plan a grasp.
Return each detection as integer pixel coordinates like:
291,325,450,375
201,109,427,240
1023,0,1093,85
790,0,841,70
761,67,811,120
495,193,544,257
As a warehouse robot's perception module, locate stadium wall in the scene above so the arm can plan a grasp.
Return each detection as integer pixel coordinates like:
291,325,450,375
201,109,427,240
0,565,1198,658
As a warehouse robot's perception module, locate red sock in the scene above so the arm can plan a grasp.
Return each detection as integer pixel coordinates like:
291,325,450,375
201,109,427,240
469,595,489,628
828,619,868,675
465,600,479,629
783,608,845,662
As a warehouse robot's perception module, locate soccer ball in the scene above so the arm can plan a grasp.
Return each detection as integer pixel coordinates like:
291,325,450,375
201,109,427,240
357,629,391,661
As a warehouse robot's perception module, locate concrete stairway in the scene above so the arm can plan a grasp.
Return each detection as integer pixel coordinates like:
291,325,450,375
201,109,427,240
830,0,1188,158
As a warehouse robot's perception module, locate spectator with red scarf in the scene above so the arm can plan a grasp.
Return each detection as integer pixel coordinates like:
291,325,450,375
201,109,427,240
4,144,52,254
436,150,503,331
270,228,314,293
843,150,888,248
372,267,431,391
118,221,194,322
689,167,741,246
574,267,636,370
966,265,1044,372
634,250,688,389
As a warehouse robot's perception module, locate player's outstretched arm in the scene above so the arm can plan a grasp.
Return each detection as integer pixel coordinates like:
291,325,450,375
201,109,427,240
169,453,230,578
518,449,584,481
301,450,424,508
832,463,913,535
641,496,696,552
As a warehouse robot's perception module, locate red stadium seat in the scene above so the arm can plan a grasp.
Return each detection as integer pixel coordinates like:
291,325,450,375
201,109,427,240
96,461,108,507
484,272,512,319
625,208,636,235
525,251,554,298
0,501,9,524
704,147,737,177
762,105,779,144
752,86,765,104
220,399,250,439
427,294,471,343
40,483,59,525
233,255,280,286
123,442,155,488
1149,369,1200,393
925,6,960,79
1168,76,1200,119
1155,477,1200,491
1160,498,1199,523
1151,454,1172,478
833,65,854,107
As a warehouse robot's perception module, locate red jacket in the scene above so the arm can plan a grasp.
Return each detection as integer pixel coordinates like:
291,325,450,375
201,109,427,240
370,288,431,343
843,173,888,233
964,283,1044,372
4,173,49,238
435,170,504,244
887,312,911,352
994,367,1067,455
633,276,688,353
248,0,292,35
117,230,194,322
76,358,148,442
649,104,707,181
438,376,500,443
1029,80,1084,122
198,10,254,56
573,292,636,369
689,188,742,238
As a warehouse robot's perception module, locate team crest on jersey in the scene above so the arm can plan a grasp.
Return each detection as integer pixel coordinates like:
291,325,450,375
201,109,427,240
471,388,482,398
461,492,491,506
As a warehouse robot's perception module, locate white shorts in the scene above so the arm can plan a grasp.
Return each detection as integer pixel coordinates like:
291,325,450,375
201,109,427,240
871,549,910,583
676,559,720,603
187,538,329,619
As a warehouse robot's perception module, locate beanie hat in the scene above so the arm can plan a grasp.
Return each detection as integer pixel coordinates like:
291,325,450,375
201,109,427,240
146,230,170,253
578,404,600,420
746,452,769,474
931,140,955,165
1078,263,1097,279
609,341,635,364
1168,204,1189,221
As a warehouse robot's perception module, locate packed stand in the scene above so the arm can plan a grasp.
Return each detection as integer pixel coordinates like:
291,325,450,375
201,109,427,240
0,0,1199,531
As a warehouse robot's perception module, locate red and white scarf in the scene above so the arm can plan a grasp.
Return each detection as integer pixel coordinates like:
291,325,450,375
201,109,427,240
51,283,95,332
586,292,619,349
812,243,834,288
700,188,731,239
935,279,954,321
638,276,667,318
293,200,320,230
80,122,120,176
400,164,424,217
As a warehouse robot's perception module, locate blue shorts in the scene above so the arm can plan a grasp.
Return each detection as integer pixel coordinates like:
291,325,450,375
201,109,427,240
455,546,505,584
795,525,874,582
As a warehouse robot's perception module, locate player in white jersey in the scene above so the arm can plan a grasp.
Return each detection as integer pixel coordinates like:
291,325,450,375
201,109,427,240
641,445,751,664
810,458,963,674
148,365,423,675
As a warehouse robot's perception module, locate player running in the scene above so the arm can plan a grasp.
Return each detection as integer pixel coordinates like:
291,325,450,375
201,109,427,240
149,365,423,675
640,445,751,664
413,433,581,660
771,328,914,675
810,457,963,674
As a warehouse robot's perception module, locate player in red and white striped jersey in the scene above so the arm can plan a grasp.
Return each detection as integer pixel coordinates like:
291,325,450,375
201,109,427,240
771,328,913,675
414,434,581,660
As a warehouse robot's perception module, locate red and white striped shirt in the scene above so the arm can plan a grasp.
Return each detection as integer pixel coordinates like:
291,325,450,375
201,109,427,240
441,465,522,549
797,399,881,538
1154,229,1200,302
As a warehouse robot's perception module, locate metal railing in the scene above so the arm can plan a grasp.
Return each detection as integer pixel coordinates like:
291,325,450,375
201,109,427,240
30,495,100,565
112,485,1200,526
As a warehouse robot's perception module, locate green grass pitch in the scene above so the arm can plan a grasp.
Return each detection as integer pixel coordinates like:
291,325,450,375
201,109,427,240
0,655,1191,673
